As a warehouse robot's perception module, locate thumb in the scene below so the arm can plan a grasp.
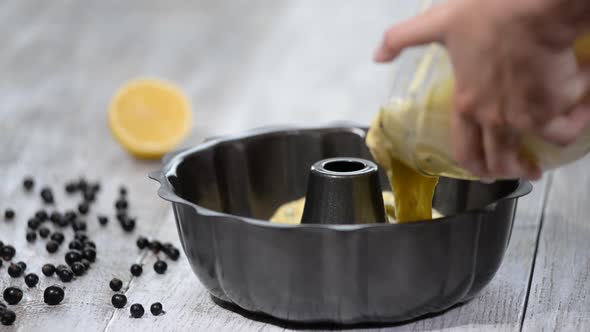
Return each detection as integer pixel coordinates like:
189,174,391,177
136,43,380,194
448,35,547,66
374,4,450,62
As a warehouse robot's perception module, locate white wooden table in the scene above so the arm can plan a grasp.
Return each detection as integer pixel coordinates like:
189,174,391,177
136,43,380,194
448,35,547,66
1,1,589,331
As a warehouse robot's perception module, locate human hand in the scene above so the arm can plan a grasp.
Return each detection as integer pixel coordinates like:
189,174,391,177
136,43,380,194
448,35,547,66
374,0,590,180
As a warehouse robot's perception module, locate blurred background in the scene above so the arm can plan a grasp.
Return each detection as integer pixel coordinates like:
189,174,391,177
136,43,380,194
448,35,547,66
1,0,420,157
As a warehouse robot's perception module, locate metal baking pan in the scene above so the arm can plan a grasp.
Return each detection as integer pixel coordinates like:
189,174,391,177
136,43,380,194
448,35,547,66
150,124,531,324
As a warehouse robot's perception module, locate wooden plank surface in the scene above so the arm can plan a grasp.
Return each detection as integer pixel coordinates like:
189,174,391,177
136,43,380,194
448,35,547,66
0,0,566,331
521,156,590,331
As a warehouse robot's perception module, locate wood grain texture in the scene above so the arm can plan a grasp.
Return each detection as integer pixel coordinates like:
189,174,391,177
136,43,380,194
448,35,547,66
0,0,560,331
522,156,590,332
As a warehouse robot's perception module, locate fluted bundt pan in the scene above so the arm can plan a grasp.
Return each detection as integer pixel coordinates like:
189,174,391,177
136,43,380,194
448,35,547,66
149,124,532,325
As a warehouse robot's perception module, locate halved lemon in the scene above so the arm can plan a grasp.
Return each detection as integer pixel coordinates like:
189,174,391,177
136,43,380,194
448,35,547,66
109,78,192,159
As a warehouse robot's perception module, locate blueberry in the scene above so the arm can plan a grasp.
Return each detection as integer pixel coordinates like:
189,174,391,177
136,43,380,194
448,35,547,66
83,241,96,249
42,264,56,276
130,303,144,318
149,241,162,253
38,226,51,239
136,237,149,250
50,232,65,244
111,294,127,309
71,262,85,276
7,264,22,278
43,285,64,305
46,241,59,254
77,179,88,192
65,182,77,194
28,217,41,230
16,261,26,271
77,202,89,215
0,245,16,260
57,268,74,282
23,177,34,191
109,278,123,292
119,186,127,196
115,199,128,210
83,190,95,203
24,273,39,288
121,218,135,232
65,250,82,265
130,264,142,277
72,221,87,232
3,287,23,305
50,212,63,224
80,259,91,270
40,187,54,204
4,209,14,221
68,240,83,251
98,215,108,226
82,248,96,262
154,261,167,274
150,302,164,316
26,230,37,243
35,210,49,221
0,309,16,326
64,210,77,222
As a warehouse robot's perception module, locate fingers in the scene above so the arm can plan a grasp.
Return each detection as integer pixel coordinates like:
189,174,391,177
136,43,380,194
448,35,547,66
538,103,590,145
374,4,450,62
451,106,487,177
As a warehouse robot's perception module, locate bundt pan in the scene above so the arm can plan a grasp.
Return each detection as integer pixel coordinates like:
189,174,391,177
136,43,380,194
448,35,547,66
149,124,532,325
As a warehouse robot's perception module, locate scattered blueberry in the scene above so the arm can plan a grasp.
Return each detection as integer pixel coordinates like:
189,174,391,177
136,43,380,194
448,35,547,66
40,187,54,204
7,264,23,278
0,245,16,260
149,241,162,253
28,217,41,230
65,251,82,265
42,264,56,277
3,287,23,305
119,186,127,196
154,260,167,274
78,202,89,215
82,248,96,262
109,278,123,292
65,182,77,194
50,212,63,224
50,232,65,244
72,221,87,232
57,268,74,282
68,240,83,251
115,199,128,210
24,273,39,288
43,285,64,305
111,294,127,309
35,210,48,221
121,218,136,232
130,264,142,277
16,261,26,271
71,262,85,276
46,241,59,254
150,302,164,316
98,215,108,226
136,237,149,250
0,309,16,325
130,303,144,318
26,230,37,243
38,226,50,238
4,209,14,221
23,177,34,191
80,259,91,270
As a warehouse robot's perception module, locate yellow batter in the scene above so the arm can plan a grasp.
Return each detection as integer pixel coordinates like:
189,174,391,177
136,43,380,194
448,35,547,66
270,191,443,224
